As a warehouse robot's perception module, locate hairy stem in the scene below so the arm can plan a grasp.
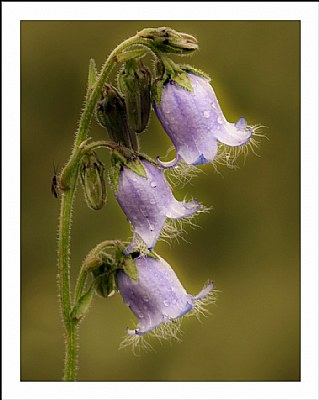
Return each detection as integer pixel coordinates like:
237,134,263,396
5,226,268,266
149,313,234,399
57,35,152,381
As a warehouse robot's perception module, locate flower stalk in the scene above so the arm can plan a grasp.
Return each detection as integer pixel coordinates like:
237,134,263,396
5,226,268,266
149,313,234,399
55,25,254,381
57,33,159,382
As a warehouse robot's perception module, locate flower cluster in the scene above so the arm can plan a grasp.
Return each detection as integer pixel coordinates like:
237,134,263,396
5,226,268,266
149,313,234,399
82,27,261,349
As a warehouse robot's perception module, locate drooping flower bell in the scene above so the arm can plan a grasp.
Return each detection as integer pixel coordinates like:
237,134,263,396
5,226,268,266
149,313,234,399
153,72,253,167
117,254,214,339
112,158,201,253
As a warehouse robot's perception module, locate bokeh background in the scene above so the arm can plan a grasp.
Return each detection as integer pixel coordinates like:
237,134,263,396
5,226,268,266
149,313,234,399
21,21,300,381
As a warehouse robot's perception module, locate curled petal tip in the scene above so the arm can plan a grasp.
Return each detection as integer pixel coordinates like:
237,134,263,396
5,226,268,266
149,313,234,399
194,280,214,301
127,328,138,336
156,154,180,169
193,154,209,165
166,199,200,219
234,116,247,131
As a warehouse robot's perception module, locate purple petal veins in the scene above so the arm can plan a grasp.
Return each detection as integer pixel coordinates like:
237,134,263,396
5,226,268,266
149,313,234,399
115,159,201,252
117,255,214,336
154,73,252,166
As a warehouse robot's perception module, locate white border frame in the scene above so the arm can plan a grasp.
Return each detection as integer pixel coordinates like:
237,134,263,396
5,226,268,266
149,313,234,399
2,2,318,399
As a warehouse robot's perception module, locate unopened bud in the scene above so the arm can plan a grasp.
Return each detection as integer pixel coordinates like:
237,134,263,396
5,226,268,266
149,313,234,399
96,84,138,150
138,27,198,54
92,263,118,298
80,153,106,211
118,59,151,134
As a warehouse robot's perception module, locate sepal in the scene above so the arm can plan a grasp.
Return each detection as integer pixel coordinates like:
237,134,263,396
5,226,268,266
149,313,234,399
109,151,147,193
179,64,211,81
170,71,193,92
122,255,138,281
70,282,95,321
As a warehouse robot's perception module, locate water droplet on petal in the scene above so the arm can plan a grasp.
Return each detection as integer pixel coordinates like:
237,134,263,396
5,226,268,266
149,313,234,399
217,116,224,124
143,296,149,302
149,225,154,232
150,181,157,188
163,300,170,306
139,313,144,319
203,111,210,118
211,102,216,109
150,199,156,205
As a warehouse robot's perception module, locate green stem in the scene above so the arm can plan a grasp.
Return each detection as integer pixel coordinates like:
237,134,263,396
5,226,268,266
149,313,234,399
64,320,78,381
57,34,152,382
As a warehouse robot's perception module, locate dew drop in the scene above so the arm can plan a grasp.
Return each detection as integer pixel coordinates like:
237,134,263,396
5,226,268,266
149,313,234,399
203,111,210,118
139,313,144,319
143,296,149,303
149,225,154,232
217,116,224,124
163,300,170,306
150,199,156,205
150,181,157,188
211,102,216,109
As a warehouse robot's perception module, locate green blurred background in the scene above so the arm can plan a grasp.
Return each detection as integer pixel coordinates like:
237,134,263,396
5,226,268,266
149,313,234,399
21,21,300,381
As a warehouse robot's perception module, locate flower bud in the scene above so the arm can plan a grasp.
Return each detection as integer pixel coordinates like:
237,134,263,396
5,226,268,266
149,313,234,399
138,27,198,54
96,84,138,150
118,59,151,134
80,153,107,211
92,263,117,298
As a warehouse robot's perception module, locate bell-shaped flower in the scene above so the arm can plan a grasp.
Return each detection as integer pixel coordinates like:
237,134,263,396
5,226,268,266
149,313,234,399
114,159,201,253
117,254,214,342
154,72,253,167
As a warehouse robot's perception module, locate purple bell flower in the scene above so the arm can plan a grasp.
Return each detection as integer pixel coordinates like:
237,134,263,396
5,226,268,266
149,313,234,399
115,159,201,253
154,73,253,167
117,254,214,339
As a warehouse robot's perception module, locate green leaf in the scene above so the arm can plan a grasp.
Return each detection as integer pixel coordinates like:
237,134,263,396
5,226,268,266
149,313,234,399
123,256,138,281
